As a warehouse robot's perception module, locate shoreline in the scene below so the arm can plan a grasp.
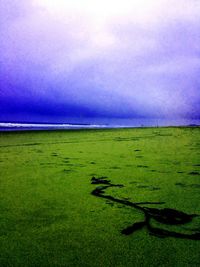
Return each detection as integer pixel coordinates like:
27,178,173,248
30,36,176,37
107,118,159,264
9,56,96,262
0,125,199,133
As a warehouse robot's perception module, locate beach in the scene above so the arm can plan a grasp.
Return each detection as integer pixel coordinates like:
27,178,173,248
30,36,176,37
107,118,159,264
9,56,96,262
0,127,200,266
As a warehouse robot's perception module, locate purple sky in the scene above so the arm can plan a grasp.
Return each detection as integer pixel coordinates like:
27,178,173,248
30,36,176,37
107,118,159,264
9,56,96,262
0,0,200,123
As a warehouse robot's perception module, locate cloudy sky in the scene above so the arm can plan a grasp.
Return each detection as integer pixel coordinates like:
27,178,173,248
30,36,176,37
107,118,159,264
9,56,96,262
0,0,200,123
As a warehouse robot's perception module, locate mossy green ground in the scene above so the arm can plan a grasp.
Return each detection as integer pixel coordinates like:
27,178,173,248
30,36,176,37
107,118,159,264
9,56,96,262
0,127,200,267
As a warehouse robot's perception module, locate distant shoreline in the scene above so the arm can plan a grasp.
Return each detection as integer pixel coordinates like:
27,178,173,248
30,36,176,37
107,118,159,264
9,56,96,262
0,122,199,132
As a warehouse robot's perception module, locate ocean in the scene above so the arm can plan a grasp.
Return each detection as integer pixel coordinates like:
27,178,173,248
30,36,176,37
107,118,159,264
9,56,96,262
0,118,199,131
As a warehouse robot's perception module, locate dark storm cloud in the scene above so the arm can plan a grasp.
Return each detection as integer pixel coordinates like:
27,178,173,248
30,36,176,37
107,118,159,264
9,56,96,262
0,0,200,122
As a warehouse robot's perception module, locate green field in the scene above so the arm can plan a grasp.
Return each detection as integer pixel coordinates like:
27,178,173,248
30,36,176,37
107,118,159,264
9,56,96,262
0,127,200,267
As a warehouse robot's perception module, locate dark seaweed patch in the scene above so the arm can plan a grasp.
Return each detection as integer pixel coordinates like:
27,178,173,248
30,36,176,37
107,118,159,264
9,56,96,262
91,177,200,240
74,164,85,167
188,171,200,175
91,177,111,185
175,182,186,187
191,184,200,188
137,185,149,188
122,221,146,235
151,187,160,191
137,165,148,168
63,160,70,163
91,177,123,187
114,137,129,142
175,182,200,189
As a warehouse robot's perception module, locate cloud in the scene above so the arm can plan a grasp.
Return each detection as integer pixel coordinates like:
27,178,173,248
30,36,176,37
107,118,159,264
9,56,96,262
0,0,200,121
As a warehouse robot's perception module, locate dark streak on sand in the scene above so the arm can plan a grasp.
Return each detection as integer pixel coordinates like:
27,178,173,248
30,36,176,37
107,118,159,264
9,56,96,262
137,165,148,168
188,171,200,176
91,177,200,240
175,182,200,189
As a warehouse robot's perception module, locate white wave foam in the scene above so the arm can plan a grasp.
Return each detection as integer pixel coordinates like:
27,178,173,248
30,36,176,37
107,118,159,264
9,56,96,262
0,122,114,129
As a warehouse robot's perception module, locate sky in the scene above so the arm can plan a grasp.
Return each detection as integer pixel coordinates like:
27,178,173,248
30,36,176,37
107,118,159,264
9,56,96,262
0,0,200,123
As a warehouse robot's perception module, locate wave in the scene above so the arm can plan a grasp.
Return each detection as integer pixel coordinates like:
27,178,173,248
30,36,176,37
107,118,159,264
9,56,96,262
0,122,127,131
